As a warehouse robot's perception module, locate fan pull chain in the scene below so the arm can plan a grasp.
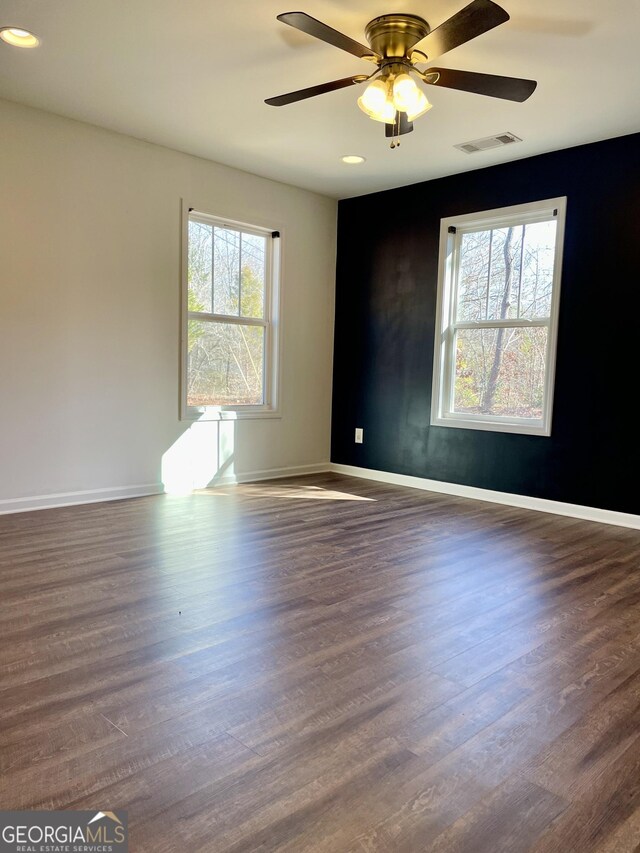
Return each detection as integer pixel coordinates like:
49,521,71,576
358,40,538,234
390,112,401,149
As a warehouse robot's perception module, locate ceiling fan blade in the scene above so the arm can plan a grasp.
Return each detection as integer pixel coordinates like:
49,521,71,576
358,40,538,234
426,67,537,101
265,76,362,107
413,0,509,60
277,12,378,60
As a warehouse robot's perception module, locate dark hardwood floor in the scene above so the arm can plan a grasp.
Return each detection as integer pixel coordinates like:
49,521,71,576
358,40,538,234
1,473,640,851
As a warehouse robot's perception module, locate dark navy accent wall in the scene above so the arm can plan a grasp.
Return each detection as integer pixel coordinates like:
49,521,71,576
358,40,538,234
331,133,640,514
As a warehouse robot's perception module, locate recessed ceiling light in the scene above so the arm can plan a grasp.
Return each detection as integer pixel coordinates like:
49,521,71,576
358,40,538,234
341,155,366,165
0,27,40,48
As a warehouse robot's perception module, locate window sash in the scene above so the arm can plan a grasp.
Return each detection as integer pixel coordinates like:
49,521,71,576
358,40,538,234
442,322,550,422
450,221,556,327
452,318,549,331
187,318,268,408
187,311,267,328
189,214,270,322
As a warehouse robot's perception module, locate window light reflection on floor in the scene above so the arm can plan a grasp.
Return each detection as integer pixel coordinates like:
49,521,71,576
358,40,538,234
200,484,375,501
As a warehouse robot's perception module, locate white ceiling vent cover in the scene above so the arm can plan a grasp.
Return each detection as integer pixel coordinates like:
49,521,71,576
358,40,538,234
455,132,522,154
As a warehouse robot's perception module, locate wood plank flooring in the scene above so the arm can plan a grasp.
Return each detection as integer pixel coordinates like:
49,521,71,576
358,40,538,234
1,473,639,851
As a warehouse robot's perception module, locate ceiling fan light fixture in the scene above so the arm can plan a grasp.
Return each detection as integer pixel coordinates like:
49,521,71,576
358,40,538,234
357,77,397,123
0,26,40,48
358,78,389,114
406,90,433,122
358,96,397,124
392,73,421,111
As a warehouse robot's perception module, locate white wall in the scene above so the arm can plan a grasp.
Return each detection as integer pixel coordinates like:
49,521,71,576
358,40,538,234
0,98,337,508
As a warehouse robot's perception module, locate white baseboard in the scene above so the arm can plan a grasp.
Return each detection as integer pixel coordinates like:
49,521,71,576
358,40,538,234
208,462,330,487
3,461,635,531
0,464,330,515
329,463,640,531
0,483,164,516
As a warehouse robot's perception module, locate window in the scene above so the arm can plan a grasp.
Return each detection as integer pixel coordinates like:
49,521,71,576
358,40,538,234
182,208,280,419
431,197,566,436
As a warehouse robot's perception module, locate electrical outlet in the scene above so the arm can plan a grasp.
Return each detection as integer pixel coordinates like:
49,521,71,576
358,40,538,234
355,427,364,444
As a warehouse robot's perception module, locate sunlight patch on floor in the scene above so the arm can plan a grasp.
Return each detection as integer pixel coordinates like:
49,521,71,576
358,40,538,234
197,484,376,501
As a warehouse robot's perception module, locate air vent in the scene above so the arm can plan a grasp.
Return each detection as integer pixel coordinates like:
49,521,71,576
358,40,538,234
454,132,522,154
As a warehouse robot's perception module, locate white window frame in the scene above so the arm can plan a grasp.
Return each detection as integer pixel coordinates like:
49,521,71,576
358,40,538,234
431,197,566,437
180,204,282,421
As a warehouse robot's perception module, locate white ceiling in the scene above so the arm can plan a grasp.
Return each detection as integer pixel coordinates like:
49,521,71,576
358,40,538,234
0,0,638,198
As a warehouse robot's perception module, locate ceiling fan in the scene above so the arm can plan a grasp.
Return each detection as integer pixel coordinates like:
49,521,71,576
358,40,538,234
265,0,537,145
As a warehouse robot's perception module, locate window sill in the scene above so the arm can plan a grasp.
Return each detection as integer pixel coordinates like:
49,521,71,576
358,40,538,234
181,407,282,422
431,414,550,437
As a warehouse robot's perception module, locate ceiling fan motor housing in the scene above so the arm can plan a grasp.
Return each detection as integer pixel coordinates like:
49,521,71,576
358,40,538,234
364,14,431,58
